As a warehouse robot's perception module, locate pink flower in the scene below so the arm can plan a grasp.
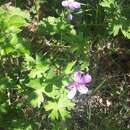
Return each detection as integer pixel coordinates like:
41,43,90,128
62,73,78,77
67,71,92,99
61,0,81,10
74,71,92,84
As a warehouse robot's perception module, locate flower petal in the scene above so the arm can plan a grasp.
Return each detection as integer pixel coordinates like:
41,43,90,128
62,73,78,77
68,82,77,89
61,0,69,7
72,1,81,9
74,71,82,79
68,0,74,2
67,87,77,99
68,1,81,10
83,74,92,84
74,71,84,83
77,85,88,94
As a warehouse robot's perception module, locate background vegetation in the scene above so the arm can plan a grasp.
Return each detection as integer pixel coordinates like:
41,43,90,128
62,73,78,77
0,0,130,130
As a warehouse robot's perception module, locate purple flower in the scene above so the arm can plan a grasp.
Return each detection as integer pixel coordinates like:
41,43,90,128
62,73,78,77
74,71,92,84
67,71,92,99
61,0,81,10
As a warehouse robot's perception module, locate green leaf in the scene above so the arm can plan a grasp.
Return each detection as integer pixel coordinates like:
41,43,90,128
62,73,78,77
100,0,115,8
7,15,27,28
7,6,30,21
28,79,44,91
58,98,75,120
64,61,76,74
29,69,42,78
29,55,49,78
35,55,49,70
28,79,45,107
10,34,18,45
44,97,74,120
108,18,130,39
25,54,35,64
45,101,59,120
28,89,44,108
100,0,111,8
121,27,130,39
112,24,122,36
0,5,30,31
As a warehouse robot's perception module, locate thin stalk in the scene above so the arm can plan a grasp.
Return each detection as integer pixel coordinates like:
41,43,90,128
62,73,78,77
34,0,40,23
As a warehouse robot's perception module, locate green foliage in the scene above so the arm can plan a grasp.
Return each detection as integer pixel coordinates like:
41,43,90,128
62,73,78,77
0,5,29,30
0,5,30,57
38,16,76,37
100,0,130,39
100,0,118,9
26,54,49,78
0,0,130,130
45,97,74,120
64,61,76,74
28,79,44,107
